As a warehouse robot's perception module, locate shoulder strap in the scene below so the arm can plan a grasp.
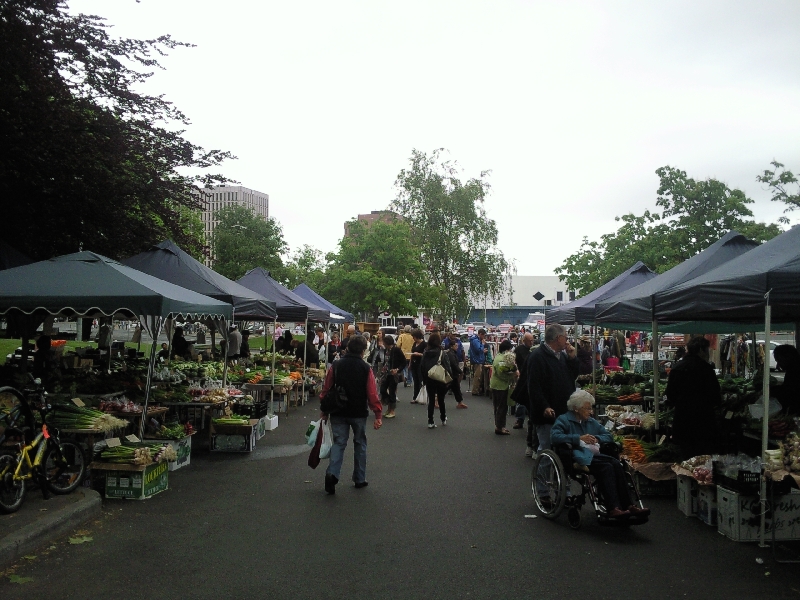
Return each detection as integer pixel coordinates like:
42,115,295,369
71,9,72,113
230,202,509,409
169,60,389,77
438,350,443,365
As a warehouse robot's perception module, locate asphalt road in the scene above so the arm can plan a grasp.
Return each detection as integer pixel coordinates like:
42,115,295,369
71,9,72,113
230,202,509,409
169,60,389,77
1,380,799,599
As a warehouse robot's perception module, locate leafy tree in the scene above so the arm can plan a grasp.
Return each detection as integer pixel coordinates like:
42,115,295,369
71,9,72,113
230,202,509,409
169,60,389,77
0,1,233,261
322,219,435,321
391,148,511,321
757,160,800,220
556,166,782,294
279,245,328,291
212,205,286,281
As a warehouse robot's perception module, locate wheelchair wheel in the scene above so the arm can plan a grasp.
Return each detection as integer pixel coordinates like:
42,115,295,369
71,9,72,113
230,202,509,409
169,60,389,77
531,450,567,519
567,507,582,530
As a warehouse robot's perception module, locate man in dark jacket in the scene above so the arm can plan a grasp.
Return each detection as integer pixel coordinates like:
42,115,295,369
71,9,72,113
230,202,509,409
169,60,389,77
511,332,537,454
665,336,721,459
319,335,382,495
527,323,579,452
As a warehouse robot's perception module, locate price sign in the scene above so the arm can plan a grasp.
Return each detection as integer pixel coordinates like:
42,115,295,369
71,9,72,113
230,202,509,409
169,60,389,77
658,435,666,445
106,437,121,448
125,434,140,443
71,398,85,407
725,411,734,420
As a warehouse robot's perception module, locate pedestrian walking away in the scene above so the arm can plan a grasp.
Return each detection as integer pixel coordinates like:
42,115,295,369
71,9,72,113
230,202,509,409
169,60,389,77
489,339,518,435
445,330,468,408
319,335,383,495
511,332,537,455
420,332,458,428
379,335,406,419
409,329,426,403
528,323,579,452
397,325,415,387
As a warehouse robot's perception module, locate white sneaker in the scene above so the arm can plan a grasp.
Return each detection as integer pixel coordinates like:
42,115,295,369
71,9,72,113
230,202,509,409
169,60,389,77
525,446,533,457
428,422,436,429
441,417,447,426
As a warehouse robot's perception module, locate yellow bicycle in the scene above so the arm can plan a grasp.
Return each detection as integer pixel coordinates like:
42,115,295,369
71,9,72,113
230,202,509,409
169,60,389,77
0,382,86,513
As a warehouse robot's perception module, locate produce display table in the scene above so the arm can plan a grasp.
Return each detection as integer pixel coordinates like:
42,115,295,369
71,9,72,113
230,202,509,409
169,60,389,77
60,427,107,451
161,400,231,446
241,383,290,416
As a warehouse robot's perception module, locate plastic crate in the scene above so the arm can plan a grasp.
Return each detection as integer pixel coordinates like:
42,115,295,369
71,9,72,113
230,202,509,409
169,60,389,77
713,462,760,495
633,471,677,497
234,402,268,419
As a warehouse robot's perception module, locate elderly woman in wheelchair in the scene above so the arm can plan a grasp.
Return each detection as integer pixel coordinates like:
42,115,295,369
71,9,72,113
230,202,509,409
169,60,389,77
531,389,650,528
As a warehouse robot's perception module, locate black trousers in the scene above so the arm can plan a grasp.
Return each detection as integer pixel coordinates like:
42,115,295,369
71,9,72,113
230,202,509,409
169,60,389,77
380,374,398,409
449,377,463,404
491,389,508,430
412,362,422,400
426,382,448,423
588,454,633,511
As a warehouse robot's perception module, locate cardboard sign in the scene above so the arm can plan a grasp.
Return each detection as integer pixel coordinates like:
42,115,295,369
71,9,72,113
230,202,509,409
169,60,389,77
71,398,85,407
106,437,121,448
125,434,140,443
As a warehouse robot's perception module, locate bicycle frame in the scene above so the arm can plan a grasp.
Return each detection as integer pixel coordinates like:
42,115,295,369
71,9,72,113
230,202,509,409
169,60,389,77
12,425,50,482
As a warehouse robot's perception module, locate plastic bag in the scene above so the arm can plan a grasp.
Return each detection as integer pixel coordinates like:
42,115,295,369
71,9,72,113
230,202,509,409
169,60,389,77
319,418,333,460
414,386,428,405
305,419,321,447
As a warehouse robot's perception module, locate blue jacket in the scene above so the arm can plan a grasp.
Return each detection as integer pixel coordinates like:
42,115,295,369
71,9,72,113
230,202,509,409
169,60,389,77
550,412,613,466
469,336,486,364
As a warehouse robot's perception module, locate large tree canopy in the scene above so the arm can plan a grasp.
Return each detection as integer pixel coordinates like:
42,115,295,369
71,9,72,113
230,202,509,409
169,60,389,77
757,160,800,220
322,219,434,321
279,245,328,292
556,166,782,294
0,1,233,261
391,149,511,321
212,205,286,281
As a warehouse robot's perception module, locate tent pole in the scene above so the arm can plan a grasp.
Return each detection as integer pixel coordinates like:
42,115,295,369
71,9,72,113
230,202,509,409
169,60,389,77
269,317,276,417
301,318,308,407
759,298,772,548
653,320,660,431
139,318,163,440
751,331,757,377
221,311,233,388
592,321,597,391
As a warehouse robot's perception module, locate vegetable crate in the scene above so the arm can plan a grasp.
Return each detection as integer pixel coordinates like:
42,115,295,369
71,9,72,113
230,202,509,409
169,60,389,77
717,486,800,542
91,461,169,500
712,463,760,495
210,422,257,452
148,434,192,471
633,472,677,497
677,475,698,517
234,401,269,419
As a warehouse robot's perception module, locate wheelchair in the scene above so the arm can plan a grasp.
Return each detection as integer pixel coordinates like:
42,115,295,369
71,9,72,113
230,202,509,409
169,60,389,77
531,442,649,529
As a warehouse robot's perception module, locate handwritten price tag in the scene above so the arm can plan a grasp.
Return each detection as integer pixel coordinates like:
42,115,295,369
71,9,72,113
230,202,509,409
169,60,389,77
71,398,85,407
106,437,121,448
125,434,140,443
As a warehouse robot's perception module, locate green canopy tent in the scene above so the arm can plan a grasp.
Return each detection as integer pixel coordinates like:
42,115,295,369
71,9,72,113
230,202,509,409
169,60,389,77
0,251,233,438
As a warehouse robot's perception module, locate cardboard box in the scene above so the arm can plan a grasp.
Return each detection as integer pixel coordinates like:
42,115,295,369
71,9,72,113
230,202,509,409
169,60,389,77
148,435,192,471
94,461,169,500
697,485,717,526
677,475,698,517
717,486,800,542
210,421,257,452
263,414,278,431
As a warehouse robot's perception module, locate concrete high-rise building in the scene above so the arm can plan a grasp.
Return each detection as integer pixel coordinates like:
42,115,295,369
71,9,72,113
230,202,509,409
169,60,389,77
343,210,401,237
199,185,270,243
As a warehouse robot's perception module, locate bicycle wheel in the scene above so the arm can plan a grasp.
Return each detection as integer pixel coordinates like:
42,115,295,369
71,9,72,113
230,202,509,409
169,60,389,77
531,450,567,519
0,453,25,513
44,440,86,494
0,386,36,444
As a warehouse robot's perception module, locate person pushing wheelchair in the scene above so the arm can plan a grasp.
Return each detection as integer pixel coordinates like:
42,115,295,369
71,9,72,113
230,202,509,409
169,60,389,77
550,390,650,519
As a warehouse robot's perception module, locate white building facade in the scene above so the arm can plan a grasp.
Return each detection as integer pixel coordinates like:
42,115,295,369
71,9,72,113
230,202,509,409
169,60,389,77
200,185,270,243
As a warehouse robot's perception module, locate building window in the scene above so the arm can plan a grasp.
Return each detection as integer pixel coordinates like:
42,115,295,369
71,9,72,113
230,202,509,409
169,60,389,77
556,291,563,302
569,291,576,301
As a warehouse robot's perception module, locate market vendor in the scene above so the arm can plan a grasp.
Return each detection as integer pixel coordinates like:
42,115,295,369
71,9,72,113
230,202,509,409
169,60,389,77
171,326,190,359
292,338,319,367
239,329,251,360
32,335,59,387
551,390,650,518
664,336,721,459
772,344,800,415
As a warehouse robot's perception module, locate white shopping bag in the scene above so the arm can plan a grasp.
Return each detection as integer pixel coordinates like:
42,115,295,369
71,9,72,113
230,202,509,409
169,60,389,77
319,418,333,459
414,386,428,405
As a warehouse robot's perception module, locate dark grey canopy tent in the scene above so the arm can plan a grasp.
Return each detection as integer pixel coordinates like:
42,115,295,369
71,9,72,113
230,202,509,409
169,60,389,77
292,283,354,323
0,251,233,438
122,240,276,320
595,231,759,329
545,261,657,325
237,268,329,323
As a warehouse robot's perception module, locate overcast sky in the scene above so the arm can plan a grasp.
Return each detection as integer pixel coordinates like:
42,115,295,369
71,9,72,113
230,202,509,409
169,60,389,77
68,0,800,275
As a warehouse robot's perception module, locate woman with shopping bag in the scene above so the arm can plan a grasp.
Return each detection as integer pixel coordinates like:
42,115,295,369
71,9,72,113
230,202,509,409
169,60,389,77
410,329,427,404
420,332,461,429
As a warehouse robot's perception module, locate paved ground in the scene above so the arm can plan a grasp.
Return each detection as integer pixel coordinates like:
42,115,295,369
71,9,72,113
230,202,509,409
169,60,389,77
1,380,799,599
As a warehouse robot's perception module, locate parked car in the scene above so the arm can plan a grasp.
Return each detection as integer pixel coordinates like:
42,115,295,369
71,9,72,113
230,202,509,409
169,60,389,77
379,326,397,338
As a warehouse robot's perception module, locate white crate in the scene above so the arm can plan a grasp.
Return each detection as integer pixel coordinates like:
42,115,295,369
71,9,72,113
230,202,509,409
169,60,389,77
717,486,800,542
677,475,697,517
697,485,717,526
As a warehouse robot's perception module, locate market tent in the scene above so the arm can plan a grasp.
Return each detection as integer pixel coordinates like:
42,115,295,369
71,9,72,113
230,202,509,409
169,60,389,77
237,268,329,323
292,283,354,323
545,261,657,325
655,225,800,324
0,251,232,438
122,240,276,320
0,242,32,271
0,251,232,321
595,231,760,329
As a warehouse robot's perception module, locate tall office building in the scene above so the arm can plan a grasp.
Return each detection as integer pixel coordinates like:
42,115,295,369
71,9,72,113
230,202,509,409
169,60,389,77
200,185,270,243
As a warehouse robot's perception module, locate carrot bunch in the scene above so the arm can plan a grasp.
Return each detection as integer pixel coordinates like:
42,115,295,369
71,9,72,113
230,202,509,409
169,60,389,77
622,438,647,464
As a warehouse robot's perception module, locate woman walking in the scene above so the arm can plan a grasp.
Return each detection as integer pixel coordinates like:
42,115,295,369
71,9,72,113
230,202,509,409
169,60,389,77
380,335,406,419
490,339,518,435
420,332,459,428
410,329,427,404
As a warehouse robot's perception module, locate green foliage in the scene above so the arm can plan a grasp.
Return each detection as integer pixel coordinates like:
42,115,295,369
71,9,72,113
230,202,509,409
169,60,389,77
556,166,783,294
757,160,800,220
212,205,287,281
279,245,328,291
322,219,436,320
391,149,511,321
0,1,234,261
